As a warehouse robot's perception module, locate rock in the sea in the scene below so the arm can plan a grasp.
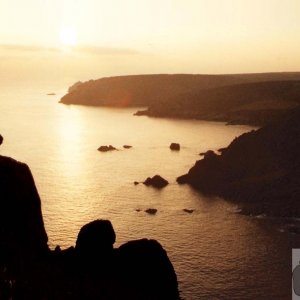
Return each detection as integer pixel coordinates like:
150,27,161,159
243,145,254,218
97,145,117,152
170,143,180,151
143,175,169,188
183,209,194,214
134,181,139,185
123,145,132,149
0,134,3,145
145,208,158,215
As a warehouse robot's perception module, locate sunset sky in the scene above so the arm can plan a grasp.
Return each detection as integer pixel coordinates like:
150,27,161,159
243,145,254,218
1,0,300,80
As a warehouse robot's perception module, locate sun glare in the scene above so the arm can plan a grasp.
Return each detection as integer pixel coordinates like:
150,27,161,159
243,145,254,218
59,28,77,47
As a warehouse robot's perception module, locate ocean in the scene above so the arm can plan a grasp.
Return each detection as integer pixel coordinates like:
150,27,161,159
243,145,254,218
0,77,295,299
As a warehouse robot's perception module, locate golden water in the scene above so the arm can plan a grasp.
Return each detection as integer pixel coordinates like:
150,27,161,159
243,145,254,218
0,83,294,299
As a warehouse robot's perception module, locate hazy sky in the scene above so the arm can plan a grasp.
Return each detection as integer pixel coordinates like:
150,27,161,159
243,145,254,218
1,0,300,78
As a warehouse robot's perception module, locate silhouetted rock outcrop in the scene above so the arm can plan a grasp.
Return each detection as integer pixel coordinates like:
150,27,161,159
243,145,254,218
76,219,116,258
145,208,158,215
0,155,49,299
183,209,194,214
143,175,169,188
0,134,3,145
54,220,179,299
0,155,49,259
199,150,217,159
170,143,180,151
177,108,300,217
98,145,117,152
0,158,179,299
117,239,179,299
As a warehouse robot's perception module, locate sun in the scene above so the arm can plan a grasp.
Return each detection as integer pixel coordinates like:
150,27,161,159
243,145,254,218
59,27,77,47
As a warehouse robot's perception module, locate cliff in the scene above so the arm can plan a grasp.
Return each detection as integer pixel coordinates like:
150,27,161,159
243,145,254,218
0,155,49,258
60,73,300,126
0,155,179,299
140,80,300,126
177,108,300,217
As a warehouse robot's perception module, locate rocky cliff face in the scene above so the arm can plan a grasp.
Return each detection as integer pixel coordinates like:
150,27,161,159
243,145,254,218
177,108,300,217
0,155,179,299
0,155,49,258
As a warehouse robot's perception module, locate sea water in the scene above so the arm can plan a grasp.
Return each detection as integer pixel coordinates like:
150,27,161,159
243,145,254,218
0,80,296,299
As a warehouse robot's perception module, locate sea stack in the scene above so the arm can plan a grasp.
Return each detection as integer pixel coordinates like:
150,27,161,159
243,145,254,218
98,145,117,152
143,175,169,188
170,143,180,151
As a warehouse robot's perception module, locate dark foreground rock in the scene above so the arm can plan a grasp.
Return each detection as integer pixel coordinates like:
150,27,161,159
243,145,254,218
0,155,49,257
143,175,169,188
170,143,180,151
98,145,117,152
145,208,158,215
0,156,179,299
177,108,300,217
117,238,179,299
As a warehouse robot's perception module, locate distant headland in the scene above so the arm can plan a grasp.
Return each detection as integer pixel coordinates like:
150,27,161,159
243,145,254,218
60,72,300,126
59,73,300,218
177,107,300,217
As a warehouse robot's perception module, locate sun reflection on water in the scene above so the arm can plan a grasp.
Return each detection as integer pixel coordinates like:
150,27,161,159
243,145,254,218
56,106,84,178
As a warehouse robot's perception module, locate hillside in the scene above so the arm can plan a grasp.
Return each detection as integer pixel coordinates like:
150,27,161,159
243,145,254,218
139,80,300,125
177,108,300,217
60,73,300,126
